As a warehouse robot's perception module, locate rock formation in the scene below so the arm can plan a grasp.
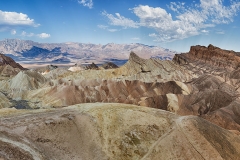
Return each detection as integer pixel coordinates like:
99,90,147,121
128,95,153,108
0,44,240,159
100,62,119,69
0,54,24,70
173,44,240,133
10,70,46,90
0,54,25,79
0,92,11,108
0,103,240,160
85,62,99,70
173,44,240,73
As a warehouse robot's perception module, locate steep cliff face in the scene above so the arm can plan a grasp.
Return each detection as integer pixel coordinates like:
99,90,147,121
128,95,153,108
173,44,240,69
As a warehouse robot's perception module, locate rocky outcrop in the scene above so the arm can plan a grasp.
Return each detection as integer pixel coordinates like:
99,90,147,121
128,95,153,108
0,54,24,70
10,70,47,90
171,45,240,132
0,103,240,160
173,44,240,70
114,51,194,82
0,65,22,78
0,92,11,108
0,54,25,79
85,62,99,70
100,62,119,69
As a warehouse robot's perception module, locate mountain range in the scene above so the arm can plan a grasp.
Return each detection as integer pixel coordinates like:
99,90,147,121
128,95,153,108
0,39,176,67
1,44,240,159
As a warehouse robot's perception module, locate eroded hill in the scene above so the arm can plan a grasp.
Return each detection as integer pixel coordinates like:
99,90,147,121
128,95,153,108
0,45,240,159
1,104,240,160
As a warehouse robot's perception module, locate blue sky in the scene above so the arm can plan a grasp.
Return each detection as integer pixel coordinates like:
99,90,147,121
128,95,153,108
0,0,240,52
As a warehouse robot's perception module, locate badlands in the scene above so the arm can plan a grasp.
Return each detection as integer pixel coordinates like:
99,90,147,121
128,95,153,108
0,44,240,159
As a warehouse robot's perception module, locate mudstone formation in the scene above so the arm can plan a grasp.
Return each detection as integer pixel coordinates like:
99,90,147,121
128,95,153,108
0,44,240,159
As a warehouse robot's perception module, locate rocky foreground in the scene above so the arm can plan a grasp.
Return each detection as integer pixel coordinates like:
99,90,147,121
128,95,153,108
1,104,240,160
0,44,240,159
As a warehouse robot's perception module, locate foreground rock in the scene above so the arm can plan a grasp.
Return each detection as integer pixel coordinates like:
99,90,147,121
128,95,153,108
0,103,240,160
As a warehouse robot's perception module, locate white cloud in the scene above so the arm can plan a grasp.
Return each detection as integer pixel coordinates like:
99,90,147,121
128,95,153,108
97,24,119,32
102,11,139,28
0,10,39,27
133,5,199,41
200,0,240,24
168,2,186,13
78,0,93,9
37,33,51,39
11,29,16,35
201,30,209,33
102,0,240,42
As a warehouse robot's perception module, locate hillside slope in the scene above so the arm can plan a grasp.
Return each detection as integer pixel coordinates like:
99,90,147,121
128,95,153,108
0,103,240,160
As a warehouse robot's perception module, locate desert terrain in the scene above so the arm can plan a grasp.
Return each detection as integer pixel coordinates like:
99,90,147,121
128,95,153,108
0,44,240,159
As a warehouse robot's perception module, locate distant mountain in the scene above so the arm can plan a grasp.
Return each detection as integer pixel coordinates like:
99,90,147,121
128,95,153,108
0,39,177,67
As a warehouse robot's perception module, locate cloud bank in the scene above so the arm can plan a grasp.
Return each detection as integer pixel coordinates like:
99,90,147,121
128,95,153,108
0,10,39,28
102,0,240,42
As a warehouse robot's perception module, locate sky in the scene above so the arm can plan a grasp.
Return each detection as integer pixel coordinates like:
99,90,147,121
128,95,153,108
0,0,240,52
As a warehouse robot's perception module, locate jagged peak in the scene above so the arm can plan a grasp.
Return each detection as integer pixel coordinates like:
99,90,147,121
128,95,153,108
129,51,140,58
207,44,220,50
129,51,146,63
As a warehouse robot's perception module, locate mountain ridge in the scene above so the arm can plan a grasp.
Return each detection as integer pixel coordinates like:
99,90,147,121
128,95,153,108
0,39,176,67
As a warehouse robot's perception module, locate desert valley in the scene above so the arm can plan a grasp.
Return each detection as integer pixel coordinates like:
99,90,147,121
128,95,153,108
0,40,240,159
